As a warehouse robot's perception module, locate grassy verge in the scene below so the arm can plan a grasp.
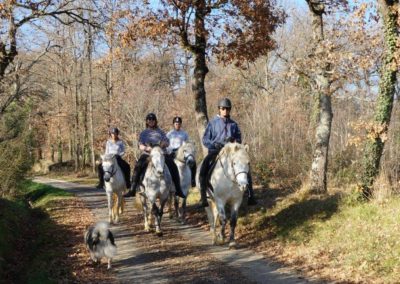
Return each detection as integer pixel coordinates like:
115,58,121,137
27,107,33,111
240,189,400,283
0,180,73,283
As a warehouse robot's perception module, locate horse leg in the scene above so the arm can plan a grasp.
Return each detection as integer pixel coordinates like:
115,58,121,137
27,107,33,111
152,203,162,236
174,196,180,221
229,204,240,249
141,195,150,232
181,197,187,224
107,192,113,224
217,203,226,245
205,201,217,245
115,192,122,223
168,192,174,219
120,191,125,214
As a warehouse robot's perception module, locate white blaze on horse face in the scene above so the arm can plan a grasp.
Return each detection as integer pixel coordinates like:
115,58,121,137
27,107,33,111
232,155,249,190
103,160,114,182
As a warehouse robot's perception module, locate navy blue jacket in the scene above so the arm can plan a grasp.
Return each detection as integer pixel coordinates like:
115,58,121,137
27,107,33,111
202,115,242,152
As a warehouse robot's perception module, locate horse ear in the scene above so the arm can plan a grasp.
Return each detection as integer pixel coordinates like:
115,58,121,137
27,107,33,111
244,144,249,153
100,154,104,161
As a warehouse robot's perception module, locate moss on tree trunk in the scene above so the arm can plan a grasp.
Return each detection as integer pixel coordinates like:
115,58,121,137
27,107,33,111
360,3,398,199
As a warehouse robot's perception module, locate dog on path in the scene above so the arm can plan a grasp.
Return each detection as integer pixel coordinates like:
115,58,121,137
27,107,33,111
84,221,117,269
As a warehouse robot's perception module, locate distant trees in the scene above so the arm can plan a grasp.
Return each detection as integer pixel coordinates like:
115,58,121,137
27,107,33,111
0,0,93,117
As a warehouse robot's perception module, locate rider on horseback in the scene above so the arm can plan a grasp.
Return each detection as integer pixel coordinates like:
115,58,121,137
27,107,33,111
97,127,131,189
166,116,196,187
124,113,186,198
198,98,257,208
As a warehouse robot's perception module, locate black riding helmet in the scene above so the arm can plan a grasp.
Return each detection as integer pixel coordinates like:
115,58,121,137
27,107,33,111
173,116,182,124
218,98,232,109
109,127,120,135
146,113,157,121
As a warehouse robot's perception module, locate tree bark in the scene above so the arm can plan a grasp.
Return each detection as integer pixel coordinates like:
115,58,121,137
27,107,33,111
306,0,333,194
87,23,96,173
192,0,209,156
360,0,399,199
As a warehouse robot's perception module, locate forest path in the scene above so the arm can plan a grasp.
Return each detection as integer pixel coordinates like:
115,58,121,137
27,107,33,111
33,176,315,284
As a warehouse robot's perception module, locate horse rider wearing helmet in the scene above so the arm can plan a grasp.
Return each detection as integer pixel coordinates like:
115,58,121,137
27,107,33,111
124,113,186,198
96,127,131,189
198,98,257,208
166,116,196,187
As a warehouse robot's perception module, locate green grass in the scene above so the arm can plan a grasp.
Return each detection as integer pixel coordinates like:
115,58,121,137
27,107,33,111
20,180,72,207
0,180,73,283
249,190,400,282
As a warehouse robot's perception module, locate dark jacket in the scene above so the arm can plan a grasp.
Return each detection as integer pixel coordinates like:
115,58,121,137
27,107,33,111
202,115,242,152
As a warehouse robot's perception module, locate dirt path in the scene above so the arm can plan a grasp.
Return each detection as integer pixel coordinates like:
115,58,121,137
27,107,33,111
33,177,315,284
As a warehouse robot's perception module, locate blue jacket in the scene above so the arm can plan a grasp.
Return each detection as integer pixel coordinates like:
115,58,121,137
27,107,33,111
202,115,242,152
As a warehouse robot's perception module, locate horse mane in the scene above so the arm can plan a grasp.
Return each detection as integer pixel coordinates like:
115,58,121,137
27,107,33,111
102,154,115,162
219,142,249,159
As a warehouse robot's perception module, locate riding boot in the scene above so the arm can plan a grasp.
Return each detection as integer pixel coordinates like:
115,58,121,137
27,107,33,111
124,178,136,197
164,156,186,198
198,174,209,208
190,162,196,188
124,171,139,197
247,173,257,206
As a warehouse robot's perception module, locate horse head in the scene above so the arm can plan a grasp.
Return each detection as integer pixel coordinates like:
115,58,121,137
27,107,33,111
149,146,165,177
176,141,196,167
223,142,250,192
101,154,117,182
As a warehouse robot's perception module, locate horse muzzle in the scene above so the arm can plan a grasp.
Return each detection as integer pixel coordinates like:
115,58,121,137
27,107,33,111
238,183,248,193
186,159,195,167
104,175,111,182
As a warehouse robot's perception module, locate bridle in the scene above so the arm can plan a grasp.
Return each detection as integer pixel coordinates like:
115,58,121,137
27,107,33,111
218,152,248,185
174,148,195,164
103,164,117,178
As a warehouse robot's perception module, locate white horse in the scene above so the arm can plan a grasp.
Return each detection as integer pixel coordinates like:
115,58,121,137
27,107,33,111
101,154,125,224
169,141,196,223
197,142,250,248
139,146,173,236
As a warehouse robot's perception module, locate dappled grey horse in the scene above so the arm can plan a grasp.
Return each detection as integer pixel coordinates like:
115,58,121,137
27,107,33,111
196,142,250,248
139,146,173,236
101,154,125,224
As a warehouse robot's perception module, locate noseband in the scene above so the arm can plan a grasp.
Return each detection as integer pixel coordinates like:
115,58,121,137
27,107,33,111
103,164,116,178
219,154,248,185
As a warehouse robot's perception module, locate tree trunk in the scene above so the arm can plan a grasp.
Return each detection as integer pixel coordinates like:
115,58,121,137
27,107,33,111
87,24,96,173
360,0,399,199
306,1,333,194
192,0,209,156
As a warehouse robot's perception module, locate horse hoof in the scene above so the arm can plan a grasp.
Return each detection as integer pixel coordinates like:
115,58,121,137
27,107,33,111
156,231,163,237
229,241,236,249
